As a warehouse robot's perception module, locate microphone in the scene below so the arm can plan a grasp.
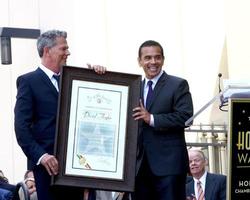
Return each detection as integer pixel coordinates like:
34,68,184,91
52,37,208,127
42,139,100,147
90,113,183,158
218,73,228,111
218,73,222,93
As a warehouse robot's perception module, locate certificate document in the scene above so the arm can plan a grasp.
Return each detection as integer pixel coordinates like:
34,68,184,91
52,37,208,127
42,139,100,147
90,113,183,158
65,80,128,180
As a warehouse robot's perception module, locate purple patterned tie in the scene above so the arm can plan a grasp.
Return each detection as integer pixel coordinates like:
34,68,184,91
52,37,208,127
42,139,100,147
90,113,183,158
146,80,153,108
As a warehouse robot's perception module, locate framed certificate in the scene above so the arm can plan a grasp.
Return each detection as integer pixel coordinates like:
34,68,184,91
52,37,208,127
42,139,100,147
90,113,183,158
52,66,141,192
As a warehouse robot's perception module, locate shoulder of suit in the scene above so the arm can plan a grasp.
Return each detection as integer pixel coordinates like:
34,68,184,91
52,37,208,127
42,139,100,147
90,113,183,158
19,68,43,78
19,67,38,75
207,172,226,180
155,72,189,88
163,72,185,81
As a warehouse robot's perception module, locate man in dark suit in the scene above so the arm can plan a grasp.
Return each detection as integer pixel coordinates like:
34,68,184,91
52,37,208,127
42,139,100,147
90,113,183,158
14,30,105,200
186,149,226,200
132,40,193,200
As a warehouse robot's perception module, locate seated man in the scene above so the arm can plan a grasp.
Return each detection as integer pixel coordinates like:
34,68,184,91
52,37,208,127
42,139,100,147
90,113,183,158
186,149,226,200
19,170,37,200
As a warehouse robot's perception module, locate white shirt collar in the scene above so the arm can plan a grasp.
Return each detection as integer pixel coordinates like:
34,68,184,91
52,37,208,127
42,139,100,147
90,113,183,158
193,171,207,185
144,70,163,89
39,64,59,79
39,64,60,91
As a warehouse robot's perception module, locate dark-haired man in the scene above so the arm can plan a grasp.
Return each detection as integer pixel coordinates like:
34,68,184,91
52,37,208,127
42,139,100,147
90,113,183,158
132,40,193,200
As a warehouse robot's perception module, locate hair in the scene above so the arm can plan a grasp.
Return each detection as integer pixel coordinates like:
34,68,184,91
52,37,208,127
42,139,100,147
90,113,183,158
0,170,8,183
196,150,206,161
138,40,164,58
24,170,35,184
37,30,67,57
24,170,33,179
189,149,207,162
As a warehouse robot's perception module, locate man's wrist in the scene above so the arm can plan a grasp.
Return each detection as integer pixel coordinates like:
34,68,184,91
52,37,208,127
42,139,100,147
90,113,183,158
37,153,48,165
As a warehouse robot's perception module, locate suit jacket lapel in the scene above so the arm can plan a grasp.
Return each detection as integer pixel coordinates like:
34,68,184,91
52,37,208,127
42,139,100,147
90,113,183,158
36,67,59,96
146,72,167,110
141,79,145,106
205,173,214,200
186,179,195,197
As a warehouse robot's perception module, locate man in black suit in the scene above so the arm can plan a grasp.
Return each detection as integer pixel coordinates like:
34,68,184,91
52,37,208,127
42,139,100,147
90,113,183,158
132,40,193,200
14,30,105,200
186,149,226,200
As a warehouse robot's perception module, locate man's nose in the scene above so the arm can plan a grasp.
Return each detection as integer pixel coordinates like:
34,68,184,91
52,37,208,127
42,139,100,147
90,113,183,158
66,49,70,56
150,58,156,63
190,160,195,165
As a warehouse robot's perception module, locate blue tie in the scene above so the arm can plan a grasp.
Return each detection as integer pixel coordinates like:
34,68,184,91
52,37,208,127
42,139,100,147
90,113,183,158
146,80,153,108
53,74,60,85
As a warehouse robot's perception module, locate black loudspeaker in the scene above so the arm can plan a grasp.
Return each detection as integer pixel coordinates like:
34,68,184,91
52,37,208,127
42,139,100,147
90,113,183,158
1,37,12,65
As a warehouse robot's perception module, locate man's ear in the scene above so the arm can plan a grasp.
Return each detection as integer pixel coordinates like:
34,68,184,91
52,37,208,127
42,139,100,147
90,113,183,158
205,158,209,166
43,46,50,56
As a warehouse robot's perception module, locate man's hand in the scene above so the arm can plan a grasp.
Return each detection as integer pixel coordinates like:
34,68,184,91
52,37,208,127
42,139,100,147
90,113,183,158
132,99,151,124
87,63,106,74
186,194,196,200
40,153,59,176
